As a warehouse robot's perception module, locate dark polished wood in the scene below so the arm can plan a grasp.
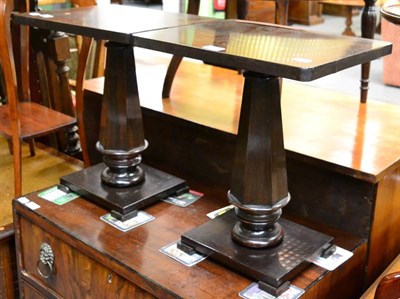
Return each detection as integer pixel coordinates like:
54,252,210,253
12,5,215,218
133,20,391,81
12,5,215,44
45,30,81,155
82,49,399,289
360,0,377,103
182,210,332,290
12,6,394,292
61,163,187,220
132,18,391,290
98,41,146,187
229,73,288,248
13,185,366,298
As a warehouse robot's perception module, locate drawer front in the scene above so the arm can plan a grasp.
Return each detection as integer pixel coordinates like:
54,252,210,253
18,217,152,298
20,280,47,299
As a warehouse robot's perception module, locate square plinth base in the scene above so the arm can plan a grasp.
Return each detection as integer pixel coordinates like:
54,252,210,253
181,210,333,289
61,163,187,220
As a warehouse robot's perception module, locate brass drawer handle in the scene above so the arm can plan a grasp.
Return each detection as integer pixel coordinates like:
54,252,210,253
36,242,54,279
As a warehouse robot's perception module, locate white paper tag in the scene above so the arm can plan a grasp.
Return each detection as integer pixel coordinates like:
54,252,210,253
202,45,225,52
25,201,41,210
100,211,154,232
40,14,54,18
239,282,304,299
292,57,312,64
160,241,207,267
38,186,79,205
207,205,235,219
311,246,353,271
17,197,30,204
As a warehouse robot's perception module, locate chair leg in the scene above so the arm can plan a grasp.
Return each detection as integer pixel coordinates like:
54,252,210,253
12,136,22,197
28,139,35,156
6,138,12,155
7,138,35,156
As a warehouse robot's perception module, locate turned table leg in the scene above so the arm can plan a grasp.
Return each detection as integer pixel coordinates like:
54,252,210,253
228,72,290,248
97,42,147,187
361,0,377,103
180,71,332,295
61,41,187,220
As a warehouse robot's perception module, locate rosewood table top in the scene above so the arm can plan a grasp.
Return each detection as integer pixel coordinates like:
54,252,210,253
132,20,392,81
13,5,392,81
12,4,215,44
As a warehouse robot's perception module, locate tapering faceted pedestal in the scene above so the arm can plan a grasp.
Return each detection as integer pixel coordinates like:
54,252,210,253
180,72,333,295
61,41,187,220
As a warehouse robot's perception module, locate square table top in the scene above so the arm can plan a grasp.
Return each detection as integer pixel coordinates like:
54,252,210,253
12,4,215,44
13,5,392,81
133,20,392,81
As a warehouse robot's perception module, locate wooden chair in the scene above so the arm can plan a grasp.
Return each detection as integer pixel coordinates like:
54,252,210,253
374,272,400,299
0,0,77,197
66,0,105,167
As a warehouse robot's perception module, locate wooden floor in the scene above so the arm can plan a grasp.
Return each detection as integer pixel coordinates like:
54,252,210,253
0,137,83,226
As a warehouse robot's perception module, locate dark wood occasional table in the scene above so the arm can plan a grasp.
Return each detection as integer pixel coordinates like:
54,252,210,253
13,5,216,221
133,18,391,294
13,5,392,296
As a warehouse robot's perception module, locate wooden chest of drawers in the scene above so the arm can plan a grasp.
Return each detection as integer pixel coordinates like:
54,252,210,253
16,216,146,298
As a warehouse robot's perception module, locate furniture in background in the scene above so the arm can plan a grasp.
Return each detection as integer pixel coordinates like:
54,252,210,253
185,0,381,104
361,254,400,298
380,0,400,24
381,0,400,87
288,0,324,25
0,0,78,197
375,271,400,299
319,0,365,36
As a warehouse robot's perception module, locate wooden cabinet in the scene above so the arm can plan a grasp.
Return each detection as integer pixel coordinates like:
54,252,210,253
16,216,147,298
288,0,324,25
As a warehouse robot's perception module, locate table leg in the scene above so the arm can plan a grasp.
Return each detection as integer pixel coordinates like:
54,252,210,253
162,55,183,98
162,0,199,99
237,0,248,19
61,42,187,220
180,72,332,295
361,0,377,103
275,0,289,25
343,6,356,36
97,42,147,187
228,72,289,248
